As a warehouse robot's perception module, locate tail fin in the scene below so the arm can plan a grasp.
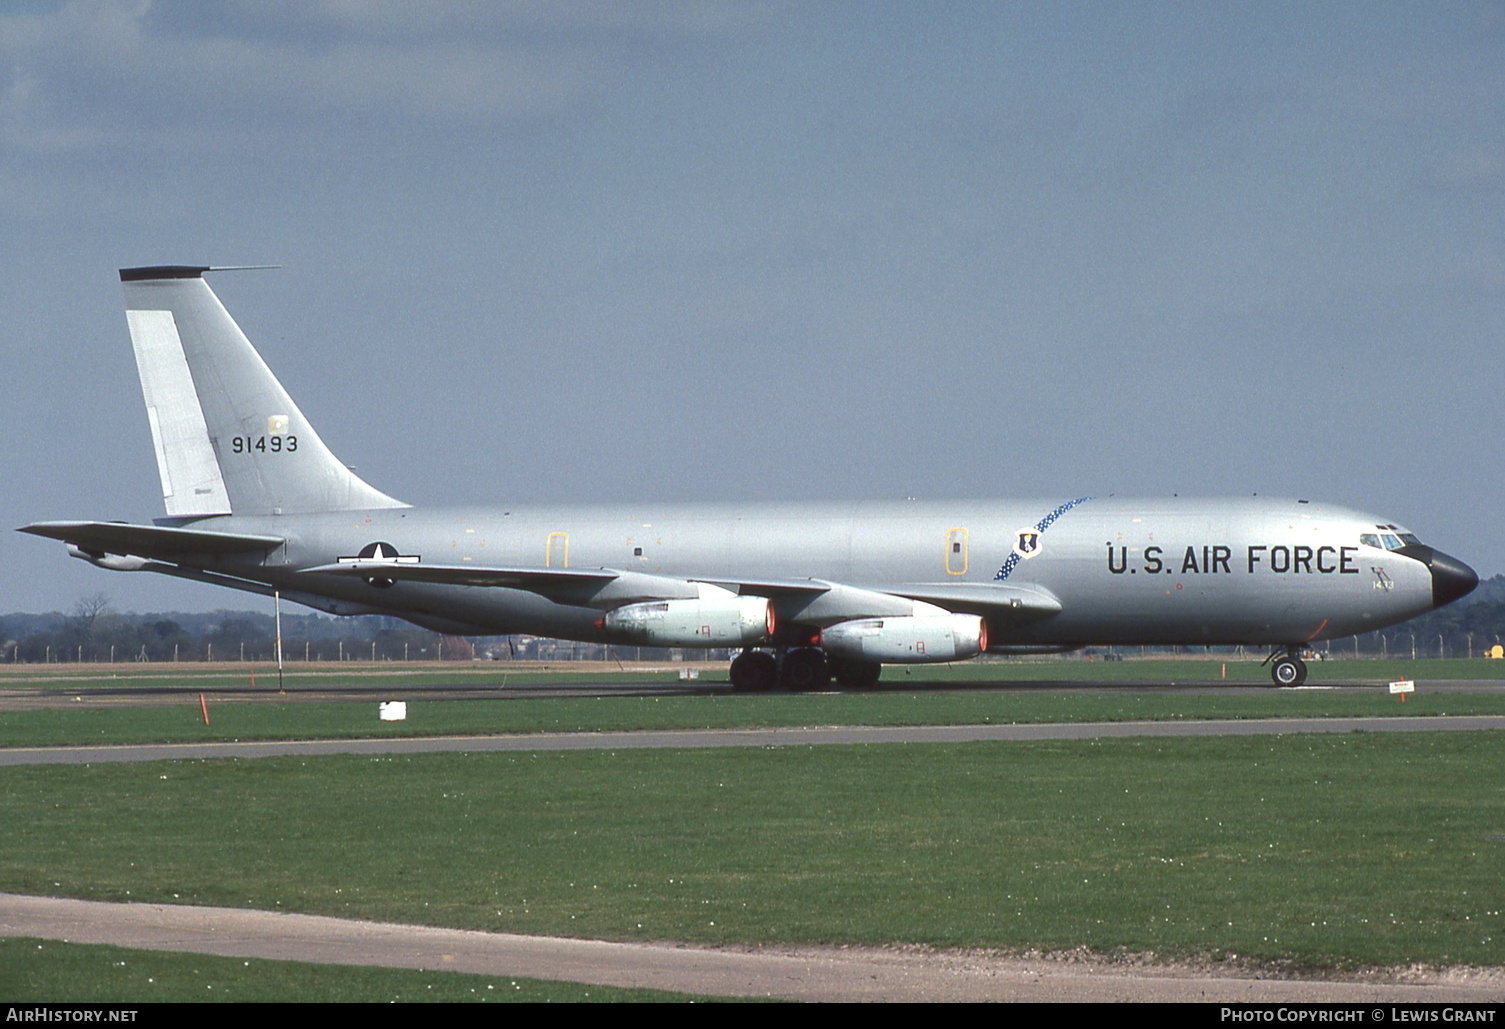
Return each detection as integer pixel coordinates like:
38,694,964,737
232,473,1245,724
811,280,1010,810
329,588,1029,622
121,265,407,518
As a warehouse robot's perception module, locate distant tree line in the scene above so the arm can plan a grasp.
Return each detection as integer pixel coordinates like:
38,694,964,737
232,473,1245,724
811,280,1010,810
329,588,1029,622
4,576,1503,664
0,594,710,664
0,597,441,663
1334,573,1505,660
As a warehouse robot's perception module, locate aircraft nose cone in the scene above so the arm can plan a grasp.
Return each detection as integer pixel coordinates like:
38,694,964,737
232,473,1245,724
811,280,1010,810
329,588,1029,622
1400,544,1479,607
1428,549,1479,608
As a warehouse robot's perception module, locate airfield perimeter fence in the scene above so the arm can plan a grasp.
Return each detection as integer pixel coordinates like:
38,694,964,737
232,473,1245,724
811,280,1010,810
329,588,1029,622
0,626,733,665
3,635,1504,665
2,604,1502,665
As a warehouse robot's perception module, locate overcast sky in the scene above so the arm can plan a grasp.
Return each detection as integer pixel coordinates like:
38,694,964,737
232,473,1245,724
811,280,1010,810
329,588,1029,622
2,1,1502,616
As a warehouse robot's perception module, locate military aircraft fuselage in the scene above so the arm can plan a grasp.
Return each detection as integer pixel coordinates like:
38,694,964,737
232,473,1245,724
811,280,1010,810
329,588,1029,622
175,494,1453,648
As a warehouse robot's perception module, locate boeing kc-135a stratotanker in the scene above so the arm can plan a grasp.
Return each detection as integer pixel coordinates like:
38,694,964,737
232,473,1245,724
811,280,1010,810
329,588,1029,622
21,266,1479,689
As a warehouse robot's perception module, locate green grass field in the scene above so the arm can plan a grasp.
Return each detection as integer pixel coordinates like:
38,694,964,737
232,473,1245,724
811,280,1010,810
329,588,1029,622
4,688,1505,749
4,661,1502,999
2,732,1501,970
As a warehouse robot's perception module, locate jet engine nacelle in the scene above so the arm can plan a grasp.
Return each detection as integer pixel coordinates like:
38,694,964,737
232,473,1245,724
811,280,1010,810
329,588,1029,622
67,544,150,572
821,613,988,664
601,589,774,647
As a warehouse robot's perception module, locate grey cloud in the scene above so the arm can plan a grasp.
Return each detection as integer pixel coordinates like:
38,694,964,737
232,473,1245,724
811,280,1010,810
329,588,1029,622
210,0,782,44
1419,145,1505,192
0,0,773,154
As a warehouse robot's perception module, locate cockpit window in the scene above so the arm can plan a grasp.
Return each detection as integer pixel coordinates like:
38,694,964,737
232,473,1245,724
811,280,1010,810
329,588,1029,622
1361,531,1422,551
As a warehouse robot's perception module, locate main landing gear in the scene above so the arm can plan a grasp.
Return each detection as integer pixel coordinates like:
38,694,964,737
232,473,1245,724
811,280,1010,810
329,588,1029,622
827,656,881,690
1266,646,1308,687
729,649,777,692
729,647,882,692
780,647,829,690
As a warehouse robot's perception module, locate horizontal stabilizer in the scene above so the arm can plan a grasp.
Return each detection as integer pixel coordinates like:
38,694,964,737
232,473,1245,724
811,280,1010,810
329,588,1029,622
19,521,284,558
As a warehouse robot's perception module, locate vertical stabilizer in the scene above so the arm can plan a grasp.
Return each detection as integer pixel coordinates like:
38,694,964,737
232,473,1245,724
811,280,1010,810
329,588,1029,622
120,266,407,517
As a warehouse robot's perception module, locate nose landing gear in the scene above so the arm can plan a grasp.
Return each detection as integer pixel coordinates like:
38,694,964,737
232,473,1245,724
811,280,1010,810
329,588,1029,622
1266,646,1308,687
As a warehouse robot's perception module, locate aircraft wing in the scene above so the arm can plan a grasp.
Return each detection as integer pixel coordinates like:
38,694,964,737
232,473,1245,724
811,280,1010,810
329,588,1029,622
696,577,833,597
19,520,284,557
301,561,718,610
308,566,865,601
886,582,1062,618
305,559,1061,627
707,577,1061,617
301,560,618,589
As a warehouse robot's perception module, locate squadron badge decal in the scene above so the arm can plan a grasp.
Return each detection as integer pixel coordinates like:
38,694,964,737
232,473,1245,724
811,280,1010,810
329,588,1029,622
994,497,1092,581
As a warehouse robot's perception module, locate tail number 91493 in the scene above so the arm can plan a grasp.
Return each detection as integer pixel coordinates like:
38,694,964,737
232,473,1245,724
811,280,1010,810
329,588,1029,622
230,435,298,454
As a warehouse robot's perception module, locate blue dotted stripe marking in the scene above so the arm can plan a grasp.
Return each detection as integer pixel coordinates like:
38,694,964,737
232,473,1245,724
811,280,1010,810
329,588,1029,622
993,497,1092,581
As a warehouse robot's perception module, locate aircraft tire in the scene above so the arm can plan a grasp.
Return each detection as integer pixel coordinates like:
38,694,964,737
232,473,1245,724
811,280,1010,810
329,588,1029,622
730,650,777,692
1271,655,1307,687
832,658,881,690
780,647,829,690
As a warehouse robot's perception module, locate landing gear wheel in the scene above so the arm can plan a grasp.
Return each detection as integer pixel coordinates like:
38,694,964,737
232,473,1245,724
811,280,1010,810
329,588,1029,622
1271,655,1307,687
831,658,882,690
780,647,829,691
730,650,777,692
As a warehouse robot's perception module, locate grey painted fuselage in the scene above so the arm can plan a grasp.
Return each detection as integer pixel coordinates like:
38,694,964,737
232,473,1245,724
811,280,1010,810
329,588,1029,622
169,494,1442,648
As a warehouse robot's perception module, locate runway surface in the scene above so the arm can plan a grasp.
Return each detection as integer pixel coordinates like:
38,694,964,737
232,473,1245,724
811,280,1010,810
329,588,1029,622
4,893,1501,1002
2,714,1502,766
4,674,1504,710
